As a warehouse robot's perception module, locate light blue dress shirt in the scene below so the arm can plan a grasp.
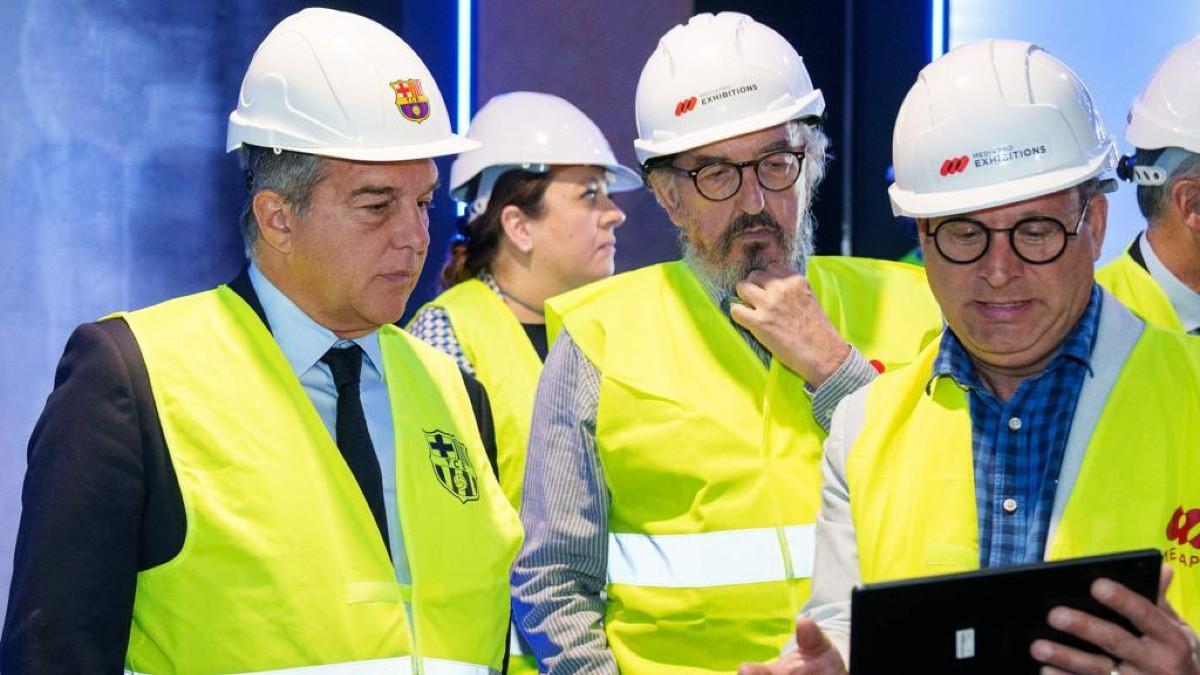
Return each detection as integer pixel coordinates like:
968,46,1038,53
248,263,410,584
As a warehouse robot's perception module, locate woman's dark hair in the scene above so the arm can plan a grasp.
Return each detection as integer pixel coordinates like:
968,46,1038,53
440,169,555,290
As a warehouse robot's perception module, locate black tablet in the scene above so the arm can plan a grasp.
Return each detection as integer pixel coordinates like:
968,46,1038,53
849,549,1162,674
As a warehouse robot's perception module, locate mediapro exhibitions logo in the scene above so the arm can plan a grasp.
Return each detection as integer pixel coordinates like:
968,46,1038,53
675,96,697,117
1166,505,1200,568
673,83,759,117
939,155,969,176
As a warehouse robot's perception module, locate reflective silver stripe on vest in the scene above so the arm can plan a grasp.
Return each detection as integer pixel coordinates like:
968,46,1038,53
125,655,491,675
606,525,816,588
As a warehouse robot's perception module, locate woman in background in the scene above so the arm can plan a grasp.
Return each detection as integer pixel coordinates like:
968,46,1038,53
409,90,639,507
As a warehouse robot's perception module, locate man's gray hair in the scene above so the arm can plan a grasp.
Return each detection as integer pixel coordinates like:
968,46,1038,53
1135,148,1200,224
237,145,328,258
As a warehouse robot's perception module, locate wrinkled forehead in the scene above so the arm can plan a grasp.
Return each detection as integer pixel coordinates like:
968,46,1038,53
931,185,1085,223
677,121,801,164
324,156,439,191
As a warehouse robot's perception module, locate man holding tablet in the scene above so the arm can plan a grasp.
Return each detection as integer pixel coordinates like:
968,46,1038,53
742,39,1200,675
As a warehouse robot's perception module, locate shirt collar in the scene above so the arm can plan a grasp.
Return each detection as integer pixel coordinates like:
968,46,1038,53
1138,233,1200,332
477,269,503,297
247,262,383,380
927,284,1102,395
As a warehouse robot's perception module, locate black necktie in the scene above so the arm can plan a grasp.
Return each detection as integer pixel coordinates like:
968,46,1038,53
321,345,391,556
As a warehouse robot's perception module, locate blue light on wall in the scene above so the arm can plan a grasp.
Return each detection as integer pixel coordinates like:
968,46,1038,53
931,0,946,61
456,0,472,216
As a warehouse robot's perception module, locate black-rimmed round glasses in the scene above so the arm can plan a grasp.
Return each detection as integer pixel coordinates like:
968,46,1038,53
665,150,806,202
926,202,1091,265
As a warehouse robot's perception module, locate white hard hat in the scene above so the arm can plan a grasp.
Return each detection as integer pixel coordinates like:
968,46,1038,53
889,39,1118,218
449,91,641,216
1126,33,1200,155
227,8,478,161
633,12,825,165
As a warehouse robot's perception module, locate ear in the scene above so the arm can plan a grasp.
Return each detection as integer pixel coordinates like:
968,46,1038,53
1171,178,1200,234
1085,193,1108,262
499,204,534,254
252,190,294,255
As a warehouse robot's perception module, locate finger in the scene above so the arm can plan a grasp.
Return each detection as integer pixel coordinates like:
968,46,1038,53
736,664,771,675
1047,603,1144,666
1031,637,1119,674
794,617,835,657
1157,564,1173,606
729,301,758,331
764,261,795,278
735,279,768,307
1091,577,1177,644
1036,665,1075,675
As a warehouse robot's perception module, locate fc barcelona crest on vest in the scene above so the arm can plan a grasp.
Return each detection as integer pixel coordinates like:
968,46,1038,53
390,78,431,123
426,429,479,503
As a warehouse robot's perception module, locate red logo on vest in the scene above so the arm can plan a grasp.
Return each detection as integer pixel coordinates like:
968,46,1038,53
939,155,970,176
675,96,698,117
1167,506,1200,548
1166,506,1200,569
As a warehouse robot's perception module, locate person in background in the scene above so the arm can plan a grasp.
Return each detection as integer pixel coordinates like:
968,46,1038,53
512,12,943,673
745,39,1199,675
1099,33,1200,334
408,90,638,674
0,9,520,673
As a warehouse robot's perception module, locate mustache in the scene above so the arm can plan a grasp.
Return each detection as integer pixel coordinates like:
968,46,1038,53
715,212,786,256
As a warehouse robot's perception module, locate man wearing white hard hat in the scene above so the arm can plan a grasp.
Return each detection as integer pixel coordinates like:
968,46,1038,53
1,9,520,674
1098,34,1200,334
511,12,942,673
743,40,1200,675
409,90,639,674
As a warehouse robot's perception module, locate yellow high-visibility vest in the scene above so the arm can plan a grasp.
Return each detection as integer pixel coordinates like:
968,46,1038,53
413,279,542,509
1097,248,1185,331
119,285,522,674
546,257,943,673
847,329,1200,628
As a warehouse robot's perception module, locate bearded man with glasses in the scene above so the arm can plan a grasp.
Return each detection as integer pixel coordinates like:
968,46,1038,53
510,12,944,674
744,39,1200,675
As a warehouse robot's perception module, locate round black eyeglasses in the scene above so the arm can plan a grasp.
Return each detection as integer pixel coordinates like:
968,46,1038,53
666,150,806,202
926,202,1090,265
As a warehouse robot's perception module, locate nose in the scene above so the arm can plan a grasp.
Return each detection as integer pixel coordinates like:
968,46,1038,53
977,230,1023,287
390,206,431,252
734,165,765,215
602,196,626,230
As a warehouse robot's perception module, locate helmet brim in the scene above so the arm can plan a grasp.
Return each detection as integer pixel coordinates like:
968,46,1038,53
889,144,1118,218
227,130,481,162
633,89,824,164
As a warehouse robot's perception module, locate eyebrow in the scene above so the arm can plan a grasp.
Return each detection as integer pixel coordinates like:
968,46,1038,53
348,186,395,199
348,180,440,199
684,140,799,166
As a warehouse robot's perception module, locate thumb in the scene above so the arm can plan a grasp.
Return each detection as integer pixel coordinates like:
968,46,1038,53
1158,563,1175,606
795,617,833,656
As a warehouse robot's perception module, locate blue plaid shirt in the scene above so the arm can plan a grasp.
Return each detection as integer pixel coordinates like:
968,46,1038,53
929,285,1102,568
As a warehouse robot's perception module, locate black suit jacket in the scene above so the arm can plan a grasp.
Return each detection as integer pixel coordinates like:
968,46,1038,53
0,270,500,674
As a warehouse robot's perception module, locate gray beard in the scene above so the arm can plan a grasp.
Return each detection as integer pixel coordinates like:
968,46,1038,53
679,210,815,297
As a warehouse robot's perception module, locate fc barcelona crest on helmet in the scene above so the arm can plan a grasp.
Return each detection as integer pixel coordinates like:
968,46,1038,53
425,429,479,504
390,78,431,123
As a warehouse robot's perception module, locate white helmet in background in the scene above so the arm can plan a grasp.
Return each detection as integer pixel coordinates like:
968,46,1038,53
449,91,641,219
890,39,1118,218
227,7,477,161
1120,33,1200,186
633,12,825,165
